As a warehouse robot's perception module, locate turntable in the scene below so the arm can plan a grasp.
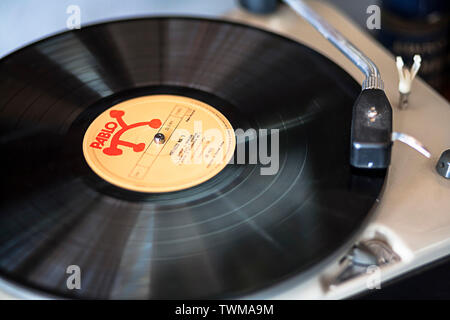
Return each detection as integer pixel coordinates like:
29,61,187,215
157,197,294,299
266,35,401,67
0,0,448,299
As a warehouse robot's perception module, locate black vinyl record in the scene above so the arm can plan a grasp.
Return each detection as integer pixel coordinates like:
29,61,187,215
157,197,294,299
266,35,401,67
0,17,386,299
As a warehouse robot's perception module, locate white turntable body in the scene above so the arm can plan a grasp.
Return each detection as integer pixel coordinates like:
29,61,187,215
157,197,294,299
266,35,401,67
227,0,450,299
0,0,448,300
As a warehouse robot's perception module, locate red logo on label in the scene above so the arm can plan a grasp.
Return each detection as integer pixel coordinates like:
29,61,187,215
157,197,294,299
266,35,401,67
89,110,162,156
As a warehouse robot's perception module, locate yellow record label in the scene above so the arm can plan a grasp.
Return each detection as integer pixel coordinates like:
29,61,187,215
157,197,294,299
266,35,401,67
82,95,236,193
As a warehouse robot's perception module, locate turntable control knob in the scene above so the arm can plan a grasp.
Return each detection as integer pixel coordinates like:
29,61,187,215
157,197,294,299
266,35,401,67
154,133,165,144
436,149,450,179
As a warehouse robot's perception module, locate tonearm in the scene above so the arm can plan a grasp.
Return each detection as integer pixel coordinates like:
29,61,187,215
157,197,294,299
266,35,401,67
284,0,430,169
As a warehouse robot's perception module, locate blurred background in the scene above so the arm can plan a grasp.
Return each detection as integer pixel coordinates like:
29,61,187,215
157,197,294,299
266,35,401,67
0,0,448,99
0,0,449,299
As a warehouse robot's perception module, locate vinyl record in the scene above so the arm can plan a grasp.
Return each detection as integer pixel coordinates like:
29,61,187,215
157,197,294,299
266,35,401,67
0,17,386,299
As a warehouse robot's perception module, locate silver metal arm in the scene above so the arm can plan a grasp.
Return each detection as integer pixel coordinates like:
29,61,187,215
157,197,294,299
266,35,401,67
283,0,384,90
283,0,432,165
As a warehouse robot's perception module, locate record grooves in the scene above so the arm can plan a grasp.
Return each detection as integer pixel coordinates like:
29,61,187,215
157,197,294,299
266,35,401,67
0,17,386,299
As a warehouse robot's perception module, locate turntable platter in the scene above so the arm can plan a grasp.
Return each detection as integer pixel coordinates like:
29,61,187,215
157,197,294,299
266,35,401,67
0,17,386,299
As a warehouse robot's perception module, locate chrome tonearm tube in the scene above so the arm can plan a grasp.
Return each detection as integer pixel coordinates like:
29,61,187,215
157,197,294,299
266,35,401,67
283,0,383,91
283,0,430,169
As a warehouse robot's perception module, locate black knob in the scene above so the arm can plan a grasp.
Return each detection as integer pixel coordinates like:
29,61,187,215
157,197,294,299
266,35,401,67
436,149,450,179
239,0,279,14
